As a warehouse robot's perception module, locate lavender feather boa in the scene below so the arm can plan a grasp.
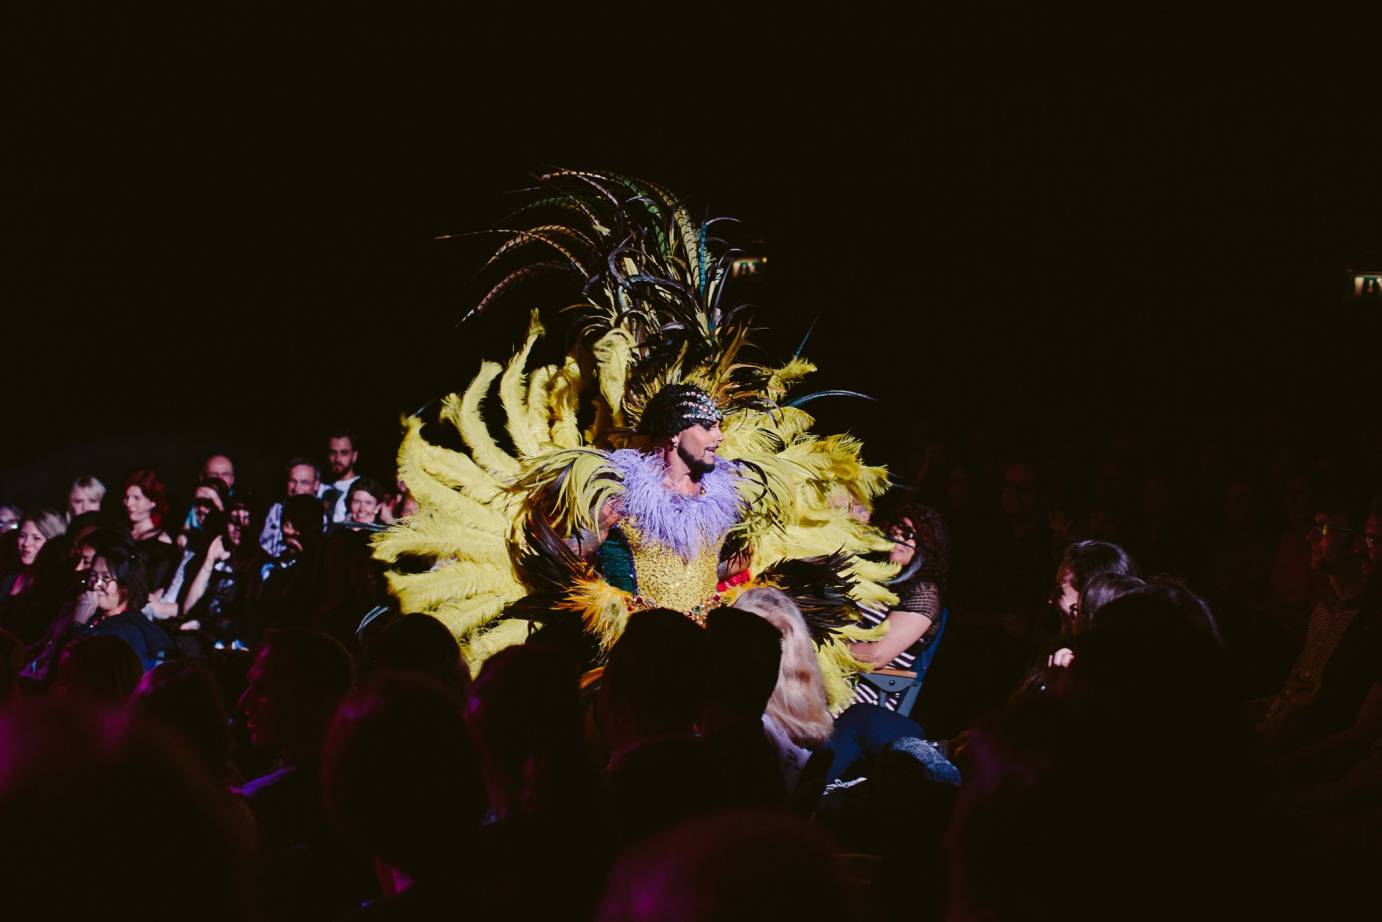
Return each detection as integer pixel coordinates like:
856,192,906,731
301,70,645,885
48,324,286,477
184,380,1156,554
608,449,742,560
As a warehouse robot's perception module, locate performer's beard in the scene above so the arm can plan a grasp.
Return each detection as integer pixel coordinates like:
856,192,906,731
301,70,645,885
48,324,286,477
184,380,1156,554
677,442,716,481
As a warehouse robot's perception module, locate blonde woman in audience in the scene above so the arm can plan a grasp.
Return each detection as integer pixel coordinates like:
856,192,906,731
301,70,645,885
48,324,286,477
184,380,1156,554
732,587,834,786
67,476,106,520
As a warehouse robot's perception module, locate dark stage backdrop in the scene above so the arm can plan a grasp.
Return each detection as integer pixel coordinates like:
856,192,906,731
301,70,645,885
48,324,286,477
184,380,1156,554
6,8,1381,508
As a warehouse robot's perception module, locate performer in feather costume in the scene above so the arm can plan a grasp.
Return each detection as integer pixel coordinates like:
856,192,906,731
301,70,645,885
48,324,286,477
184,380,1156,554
372,170,898,707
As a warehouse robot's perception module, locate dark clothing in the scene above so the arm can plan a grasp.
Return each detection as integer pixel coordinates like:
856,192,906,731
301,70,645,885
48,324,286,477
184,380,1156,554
814,702,928,787
604,736,728,845
1301,597,1382,740
136,535,180,591
702,719,790,807
84,611,171,670
239,761,375,922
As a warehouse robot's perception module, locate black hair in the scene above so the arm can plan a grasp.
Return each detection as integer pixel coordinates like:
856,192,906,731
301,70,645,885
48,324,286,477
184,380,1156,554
1059,540,1137,593
88,532,150,614
282,493,325,540
1079,573,1147,627
347,477,384,505
703,606,783,719
326,428,359,450
636,383,722,438
284,456,321,482
195,475,231,506
602,609,709,731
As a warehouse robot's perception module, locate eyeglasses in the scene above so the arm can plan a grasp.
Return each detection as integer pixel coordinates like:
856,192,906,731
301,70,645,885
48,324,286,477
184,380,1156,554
1307,524,1355,540
85,571,117,590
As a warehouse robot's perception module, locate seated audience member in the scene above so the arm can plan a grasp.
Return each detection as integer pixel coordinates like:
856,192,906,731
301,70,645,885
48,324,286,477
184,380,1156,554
597,810,852,922
346,477,386,526
323,676,501,920
1049,539,1138,638
201,453,237,493
133,659,240,784
597,609,717,842
236,628,355,839
366,613,469,694
181,499,260,647
66,474,106,519
260,458,322,557
814,736,958,919
322,430,363,524
949,590,1282,922
0,509,70,642
0,702,256,922
1265,501,1382,780
1254,495,1367,744
50,634,143,705
700,606,789,805
122,468,179,590
1046,572,1147,669
182,474,231,541
377,477,418,525
463,646,612,914
465,645,611,919
731,588,835,785
0,504,19,533
235,628,367,921
68,532,171,670
0,509,66,598
311,524,391,644
16,524,124,679
850,503,951,710
246,494,326,638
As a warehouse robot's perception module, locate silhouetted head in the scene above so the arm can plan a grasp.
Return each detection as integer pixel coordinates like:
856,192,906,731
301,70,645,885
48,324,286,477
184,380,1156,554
0,701,255,921
322,676,486,882
133,660,231,777
237,628,354,762
702,606,782,729
52,635,142,706
599,610,708,750
367,613,469,694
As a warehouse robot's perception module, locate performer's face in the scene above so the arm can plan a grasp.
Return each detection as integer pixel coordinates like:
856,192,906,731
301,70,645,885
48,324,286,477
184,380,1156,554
675,422,724,474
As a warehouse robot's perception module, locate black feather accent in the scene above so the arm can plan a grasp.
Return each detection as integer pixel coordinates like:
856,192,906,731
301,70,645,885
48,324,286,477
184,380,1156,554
759,552,863,645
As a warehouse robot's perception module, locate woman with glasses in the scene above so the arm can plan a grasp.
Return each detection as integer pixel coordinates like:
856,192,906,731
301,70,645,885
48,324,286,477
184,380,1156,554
69,533,171,671
849,504,951,710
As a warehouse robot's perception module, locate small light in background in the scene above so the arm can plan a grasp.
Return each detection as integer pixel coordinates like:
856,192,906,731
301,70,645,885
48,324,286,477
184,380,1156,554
1352,273,1382,298
731,256,767,280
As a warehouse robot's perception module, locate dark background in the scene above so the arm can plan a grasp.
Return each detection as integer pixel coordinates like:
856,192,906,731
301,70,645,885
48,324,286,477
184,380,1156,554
5,7,1380,506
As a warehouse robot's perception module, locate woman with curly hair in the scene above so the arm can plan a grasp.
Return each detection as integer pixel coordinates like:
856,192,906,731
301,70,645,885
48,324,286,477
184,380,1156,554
849,503,950,710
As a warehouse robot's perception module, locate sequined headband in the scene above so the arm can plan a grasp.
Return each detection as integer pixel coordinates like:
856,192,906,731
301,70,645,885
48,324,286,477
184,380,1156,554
638,384,723,438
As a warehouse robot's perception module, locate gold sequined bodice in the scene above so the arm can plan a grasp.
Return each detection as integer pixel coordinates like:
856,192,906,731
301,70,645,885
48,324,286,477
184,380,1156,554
622,517,723,615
